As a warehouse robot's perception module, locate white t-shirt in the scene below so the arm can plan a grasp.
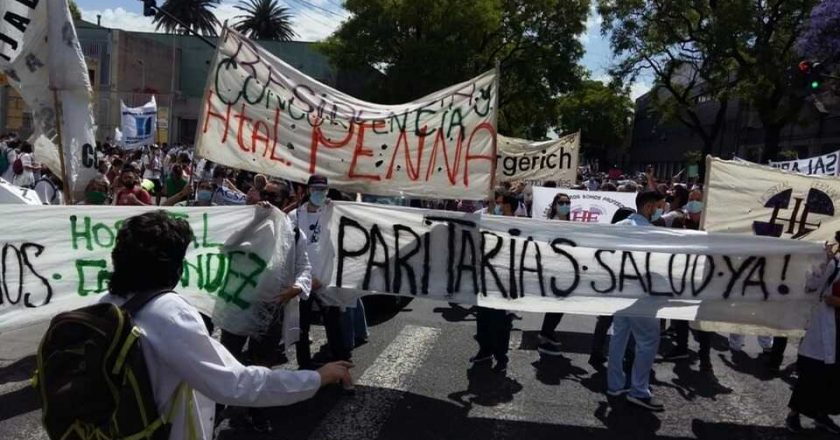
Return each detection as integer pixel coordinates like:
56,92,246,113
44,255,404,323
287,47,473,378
13,152,35,187
100,293,321,440
142,153,162,180
290,202,328,281
35,177,63,205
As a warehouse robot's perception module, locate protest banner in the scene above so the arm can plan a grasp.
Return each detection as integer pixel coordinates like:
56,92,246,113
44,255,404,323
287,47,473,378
531,187,636,223
0,178,40,205
496,132,579,185
0,205,294,333
768,149,840,176
196,28,498,200
0,0,99,200
703,156,840,243
121,97,158,149
323,202,824,330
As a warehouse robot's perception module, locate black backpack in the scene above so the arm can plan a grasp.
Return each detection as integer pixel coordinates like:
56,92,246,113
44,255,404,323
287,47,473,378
33,291,174,440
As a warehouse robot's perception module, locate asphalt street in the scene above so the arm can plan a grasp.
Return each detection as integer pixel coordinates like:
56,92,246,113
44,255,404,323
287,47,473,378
0,297,835,440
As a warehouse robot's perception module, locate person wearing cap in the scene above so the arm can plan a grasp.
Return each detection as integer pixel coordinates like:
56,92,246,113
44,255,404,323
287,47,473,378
289,175,366,368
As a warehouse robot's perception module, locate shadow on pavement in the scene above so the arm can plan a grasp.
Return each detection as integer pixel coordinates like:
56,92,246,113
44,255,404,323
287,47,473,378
0,356,40,422
432,303,478,323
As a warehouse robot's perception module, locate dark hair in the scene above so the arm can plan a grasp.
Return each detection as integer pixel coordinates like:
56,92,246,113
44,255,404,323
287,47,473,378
212,166,228,179
543,181,557,188
20,142,32,154
635,190,665,211
672,185,689,209
611,207,636,224
109,211,195,297
500,191,518,209
600,182,617,192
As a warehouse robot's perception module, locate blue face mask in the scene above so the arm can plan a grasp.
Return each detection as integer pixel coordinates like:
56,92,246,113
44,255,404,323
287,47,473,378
493,205,503,215
196,189,213,202
309,190,327,207
686,201,704,214
556,205,570,216
652,207,664,222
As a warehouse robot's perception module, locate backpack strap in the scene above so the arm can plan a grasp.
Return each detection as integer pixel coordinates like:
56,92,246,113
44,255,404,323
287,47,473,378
122,289,173,315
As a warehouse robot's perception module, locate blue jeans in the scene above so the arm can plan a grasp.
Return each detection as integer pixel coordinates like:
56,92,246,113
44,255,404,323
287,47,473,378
341,298,368,350
607,316,661,399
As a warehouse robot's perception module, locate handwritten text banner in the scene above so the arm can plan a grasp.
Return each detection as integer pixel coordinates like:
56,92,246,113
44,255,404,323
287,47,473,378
196,28,498,200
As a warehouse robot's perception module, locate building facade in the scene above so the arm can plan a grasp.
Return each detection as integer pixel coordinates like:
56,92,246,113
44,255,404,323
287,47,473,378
0,20,371,146
627,86,840,178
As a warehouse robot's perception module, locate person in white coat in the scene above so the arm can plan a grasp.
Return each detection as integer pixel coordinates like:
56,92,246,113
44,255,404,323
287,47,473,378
101,210,352,440
786,241,840,434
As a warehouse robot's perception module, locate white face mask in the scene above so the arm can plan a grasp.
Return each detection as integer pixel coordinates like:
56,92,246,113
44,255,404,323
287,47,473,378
652,207,664,222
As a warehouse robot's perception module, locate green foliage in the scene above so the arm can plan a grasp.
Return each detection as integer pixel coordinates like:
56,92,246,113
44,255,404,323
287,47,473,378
153,0,221,36
779,149,799,160
599,0,820,162
69,0,82,21
683,149,703,164
318,0,589,139
555,79,633,162
233,0,297,41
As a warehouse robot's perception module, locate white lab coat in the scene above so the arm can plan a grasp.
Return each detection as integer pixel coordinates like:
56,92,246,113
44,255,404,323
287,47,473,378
102,293,321,440
799,257,840,364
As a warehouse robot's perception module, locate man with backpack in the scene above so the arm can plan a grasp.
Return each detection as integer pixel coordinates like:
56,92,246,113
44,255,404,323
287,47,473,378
36,211,353,440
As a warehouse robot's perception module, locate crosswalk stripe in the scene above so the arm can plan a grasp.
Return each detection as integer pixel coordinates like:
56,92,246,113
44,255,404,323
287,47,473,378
308,325,441,440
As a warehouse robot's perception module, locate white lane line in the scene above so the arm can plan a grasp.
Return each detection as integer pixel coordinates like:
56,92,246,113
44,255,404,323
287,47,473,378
308,325,441,440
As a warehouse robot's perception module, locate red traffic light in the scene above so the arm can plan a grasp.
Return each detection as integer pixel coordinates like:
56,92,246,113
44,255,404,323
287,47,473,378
799,60,813,74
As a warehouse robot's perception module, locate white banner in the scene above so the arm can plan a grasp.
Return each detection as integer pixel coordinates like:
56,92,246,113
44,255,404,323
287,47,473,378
120,97,158,149
196,28,498,200
0,0,98,200
496,132,579,185
531,187,636,223
768,150,840,176
0,177,40,205
324,202,824,330
703,156,840,243
0,205,294,333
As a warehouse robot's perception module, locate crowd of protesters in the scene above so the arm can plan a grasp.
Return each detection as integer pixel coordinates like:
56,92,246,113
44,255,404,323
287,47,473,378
3,132,840,436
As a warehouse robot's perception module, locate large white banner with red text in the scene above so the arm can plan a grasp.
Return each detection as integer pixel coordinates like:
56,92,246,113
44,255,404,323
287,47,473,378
196,28,498,200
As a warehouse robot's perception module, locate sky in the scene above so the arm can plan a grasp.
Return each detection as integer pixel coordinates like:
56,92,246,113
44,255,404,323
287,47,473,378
76,0,651,100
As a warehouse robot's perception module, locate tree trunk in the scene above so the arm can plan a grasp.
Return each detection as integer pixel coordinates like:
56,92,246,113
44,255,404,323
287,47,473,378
762,124,783,162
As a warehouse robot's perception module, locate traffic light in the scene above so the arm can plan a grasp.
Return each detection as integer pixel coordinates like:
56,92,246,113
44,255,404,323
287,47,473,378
141,0,157,17
797,60,824,91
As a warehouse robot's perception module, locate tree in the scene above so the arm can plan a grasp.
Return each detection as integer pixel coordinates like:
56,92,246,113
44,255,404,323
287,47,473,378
797,0,840,62
598,0,736,169
555,79,633,166
153,0,221,37
600,0,821,163
233,0,297,41
319,0,589,139
69,0,82,21
721,0,819,161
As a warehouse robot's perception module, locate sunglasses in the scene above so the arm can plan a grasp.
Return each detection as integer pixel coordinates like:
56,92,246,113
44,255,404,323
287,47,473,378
556,201,571,206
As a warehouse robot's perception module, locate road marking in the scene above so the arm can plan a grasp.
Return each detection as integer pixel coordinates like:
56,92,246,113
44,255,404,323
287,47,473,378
308,325,441,440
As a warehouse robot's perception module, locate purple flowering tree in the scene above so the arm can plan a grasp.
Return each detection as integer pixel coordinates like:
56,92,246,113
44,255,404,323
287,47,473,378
797,0,840,62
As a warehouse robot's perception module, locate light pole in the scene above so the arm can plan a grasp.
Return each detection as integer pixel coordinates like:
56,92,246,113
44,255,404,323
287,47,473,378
136,58,146,92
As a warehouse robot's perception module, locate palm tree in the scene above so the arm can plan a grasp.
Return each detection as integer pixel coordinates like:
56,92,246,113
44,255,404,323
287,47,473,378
153,0,221,37
233,0,297,41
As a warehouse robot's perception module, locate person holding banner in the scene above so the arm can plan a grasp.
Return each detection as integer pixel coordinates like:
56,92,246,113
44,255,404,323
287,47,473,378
607,190,667,412
786,242,840,434
290,175,357,370
538,193,572,356
471,191,519,374
100,211,352,440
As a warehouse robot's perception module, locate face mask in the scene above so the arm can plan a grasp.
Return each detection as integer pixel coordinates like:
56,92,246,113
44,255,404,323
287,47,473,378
556,205,570,216
196,189,213,202
652,208,664,222
686,201,704,214
309,190,326,207
493,205,503,215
